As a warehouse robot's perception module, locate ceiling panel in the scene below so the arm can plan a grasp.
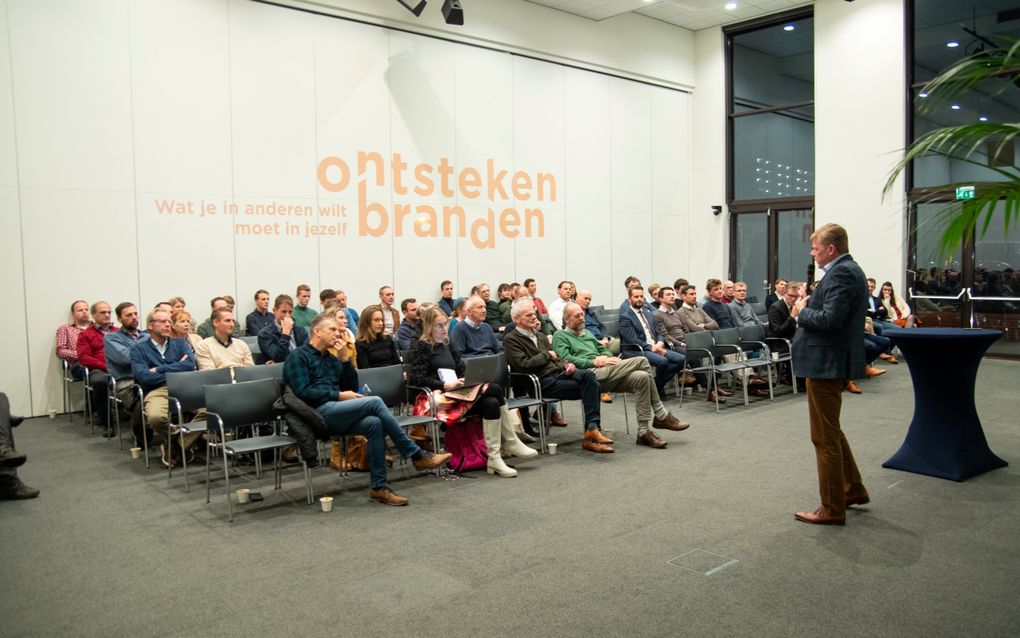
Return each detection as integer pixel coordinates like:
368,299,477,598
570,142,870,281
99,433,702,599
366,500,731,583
525,0,811,31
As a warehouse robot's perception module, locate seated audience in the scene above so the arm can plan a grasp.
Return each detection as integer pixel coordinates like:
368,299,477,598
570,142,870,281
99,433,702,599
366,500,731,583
0,392,38,500
504,299,611,453
764,279,787,308
171,310,203,353
334,289,359,328
865,278,894,333
576,289,620,355
722,280,735,303
676,285,720,333
378,286,399,336
56,300,91,380
702,278,737,329
497,283,513,320
555,302,688,449
449,297,466,333
451,296,503,357
292,284,318,329
283,315,451,506
475,283,504,332
75,301,116,435
648,284,661,309
652,287,721,403
438,280,456,317
671,278,689,309
257,294,309,364
547,280,576,329
730,282,763,327
409,307,536,478
197,297,236,339
105,303,148,384
881,281,916,327
130,309,198,467
618,285,685,399
396,298,421,351
194,309,254,370
245,289,274,336
767,282,800,340
524,278,548,315
356,305,402,369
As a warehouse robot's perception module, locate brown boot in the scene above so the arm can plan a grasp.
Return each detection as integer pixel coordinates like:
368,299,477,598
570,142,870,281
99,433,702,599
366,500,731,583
369,487,408,506
412,452,452,470
585,428,614,445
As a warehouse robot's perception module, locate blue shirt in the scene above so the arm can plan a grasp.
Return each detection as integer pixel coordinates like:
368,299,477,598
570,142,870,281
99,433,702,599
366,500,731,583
584,308,606,340
105,329,149,380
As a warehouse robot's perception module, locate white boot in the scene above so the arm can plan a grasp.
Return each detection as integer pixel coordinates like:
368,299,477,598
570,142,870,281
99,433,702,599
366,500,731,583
483,418,517,477
500,407,538,459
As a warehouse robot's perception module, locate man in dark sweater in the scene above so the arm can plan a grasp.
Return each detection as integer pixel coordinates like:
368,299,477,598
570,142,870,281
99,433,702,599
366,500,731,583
702,278,737,329
476,283,504,333
503,299,612,454
283,315,450,506
257,294,309,363
450,296,503,357
245,289,274,336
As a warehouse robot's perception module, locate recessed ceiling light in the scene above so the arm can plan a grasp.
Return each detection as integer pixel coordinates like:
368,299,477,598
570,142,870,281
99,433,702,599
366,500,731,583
725,2,738,10
919,92,928,98
783,24,795,31
979,116,988,121
947,41,960,48
951,104,961,110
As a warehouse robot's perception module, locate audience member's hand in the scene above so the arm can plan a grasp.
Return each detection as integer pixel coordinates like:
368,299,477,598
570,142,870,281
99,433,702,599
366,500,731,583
652,342,667,355
594,355,610,367
339,390,362,401
548,350,559,360
793,296,808,316
444,378,465,390
564,362,576,376
281,316,294,335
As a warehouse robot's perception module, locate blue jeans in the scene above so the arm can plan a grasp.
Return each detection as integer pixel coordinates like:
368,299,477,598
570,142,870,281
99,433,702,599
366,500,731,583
316,396,421,490
539,368,601,431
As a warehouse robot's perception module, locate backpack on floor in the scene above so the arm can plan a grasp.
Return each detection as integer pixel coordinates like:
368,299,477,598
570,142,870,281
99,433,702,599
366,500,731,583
443,417,487,474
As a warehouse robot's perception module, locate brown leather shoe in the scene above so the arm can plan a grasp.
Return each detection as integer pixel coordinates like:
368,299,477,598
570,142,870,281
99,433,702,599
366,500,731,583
652,413,690,431
845,381,862,394
794,508,845,525
550,413,568,427
412,452,452,471
635,431,667,448
600,392,613,403
707,391,727,404
865,365,886,377
716,387,733,397
879,353,898,364
750,387,770,398
582,439,614,453
845,493,871,507
369,487,409,506
584,429,614,445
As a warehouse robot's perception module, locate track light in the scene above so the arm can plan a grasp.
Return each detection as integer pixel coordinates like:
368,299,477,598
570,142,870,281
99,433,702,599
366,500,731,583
442,0,464,25
395,0,427,17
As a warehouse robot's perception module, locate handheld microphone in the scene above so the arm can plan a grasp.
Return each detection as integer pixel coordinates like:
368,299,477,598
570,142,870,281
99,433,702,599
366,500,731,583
806,263,816,290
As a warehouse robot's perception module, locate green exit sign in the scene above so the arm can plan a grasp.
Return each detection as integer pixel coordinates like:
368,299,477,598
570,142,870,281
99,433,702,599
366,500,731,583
956,185,976,200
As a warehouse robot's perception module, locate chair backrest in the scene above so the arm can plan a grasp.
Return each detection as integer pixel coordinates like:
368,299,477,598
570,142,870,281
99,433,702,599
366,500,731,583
712,327,741,346
241,336,261,354
738,324,766,343
600,308,620,320
590,304,604,314
204,378,280,429
602,319,619,338
683,330,714,354
233,363,284,385
750,302,767,316
467,354,504,385
166,368,233,413
356,365,406,408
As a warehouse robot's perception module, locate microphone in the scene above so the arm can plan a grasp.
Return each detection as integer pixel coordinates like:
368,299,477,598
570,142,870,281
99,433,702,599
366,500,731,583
806,263,815,289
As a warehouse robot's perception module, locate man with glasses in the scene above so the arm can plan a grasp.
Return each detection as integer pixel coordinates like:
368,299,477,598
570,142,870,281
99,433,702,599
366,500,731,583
130,309,197,467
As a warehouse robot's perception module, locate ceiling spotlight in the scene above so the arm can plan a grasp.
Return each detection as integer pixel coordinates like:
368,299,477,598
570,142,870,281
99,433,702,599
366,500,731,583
947,41,960,48
442,0,464,25
395,0,427,17
979,116,989,121
951,104,961,110
725,2,738,10
919,92,928,98
783,24,795,31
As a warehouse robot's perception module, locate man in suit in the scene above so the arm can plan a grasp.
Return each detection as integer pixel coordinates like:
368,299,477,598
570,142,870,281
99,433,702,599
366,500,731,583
865,278,896,337
764,278,787,309
618,285,685,398
767,281,801,340
791,223,870,526
257,294,309,364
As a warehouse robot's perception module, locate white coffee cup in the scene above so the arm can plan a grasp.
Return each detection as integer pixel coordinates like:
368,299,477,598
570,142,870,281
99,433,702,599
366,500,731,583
547,442,558,455
236,488,251,504
48,409,57,419
771,352,780,361
320,496,334,512
129,447,142,459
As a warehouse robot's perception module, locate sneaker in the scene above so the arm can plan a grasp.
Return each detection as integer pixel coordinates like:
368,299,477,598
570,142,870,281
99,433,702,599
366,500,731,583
0,446,27,468
412,452,452,471
369,487,408,506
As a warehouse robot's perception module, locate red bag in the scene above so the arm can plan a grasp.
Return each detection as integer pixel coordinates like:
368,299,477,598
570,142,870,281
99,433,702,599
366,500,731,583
443,417,488,474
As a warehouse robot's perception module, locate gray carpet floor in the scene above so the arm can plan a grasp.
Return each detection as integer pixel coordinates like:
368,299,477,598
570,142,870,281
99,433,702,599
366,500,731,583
2,358,1019,637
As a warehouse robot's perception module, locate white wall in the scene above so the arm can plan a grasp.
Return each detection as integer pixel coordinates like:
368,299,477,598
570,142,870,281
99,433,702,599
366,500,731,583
0,0,694,416
815,0,906,285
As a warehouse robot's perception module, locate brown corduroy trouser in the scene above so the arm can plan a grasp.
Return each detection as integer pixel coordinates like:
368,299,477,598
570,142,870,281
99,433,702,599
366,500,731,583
806,378,867,516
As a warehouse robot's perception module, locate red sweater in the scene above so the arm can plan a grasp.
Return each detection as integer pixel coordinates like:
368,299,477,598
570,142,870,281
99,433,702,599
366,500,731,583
77,325,117,371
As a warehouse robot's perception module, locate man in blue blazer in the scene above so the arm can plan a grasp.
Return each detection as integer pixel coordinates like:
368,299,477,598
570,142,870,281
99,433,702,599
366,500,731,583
790,223,870,526
618,285,686,399
258,294,310,364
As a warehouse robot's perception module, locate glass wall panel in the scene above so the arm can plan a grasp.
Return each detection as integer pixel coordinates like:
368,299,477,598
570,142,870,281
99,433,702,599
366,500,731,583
776,209,814,286
734,214,768,301
732,18,814,111
733,109,815,200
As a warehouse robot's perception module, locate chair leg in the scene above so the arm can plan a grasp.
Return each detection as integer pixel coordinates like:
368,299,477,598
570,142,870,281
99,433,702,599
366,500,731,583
223,448,233,522
621,394,630,435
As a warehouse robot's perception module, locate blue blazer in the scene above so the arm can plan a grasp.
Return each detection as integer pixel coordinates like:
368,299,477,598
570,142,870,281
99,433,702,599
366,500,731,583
258,323,310,364
617,303,661,356
130,337,196,393
792,253,867,380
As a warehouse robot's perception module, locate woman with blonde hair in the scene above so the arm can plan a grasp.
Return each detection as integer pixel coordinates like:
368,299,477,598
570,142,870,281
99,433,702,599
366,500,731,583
408,307,536,478
328,304,357,365
170,310,203,352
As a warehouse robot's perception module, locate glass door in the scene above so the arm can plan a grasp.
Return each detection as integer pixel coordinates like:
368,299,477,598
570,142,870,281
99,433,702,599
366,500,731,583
733,213,769,303
730,207,815,304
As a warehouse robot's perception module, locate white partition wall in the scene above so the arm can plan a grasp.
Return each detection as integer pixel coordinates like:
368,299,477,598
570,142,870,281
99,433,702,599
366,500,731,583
0,0,693,416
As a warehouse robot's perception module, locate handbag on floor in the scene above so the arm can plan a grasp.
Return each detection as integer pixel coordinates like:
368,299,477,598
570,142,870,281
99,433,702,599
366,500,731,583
443,417,487,474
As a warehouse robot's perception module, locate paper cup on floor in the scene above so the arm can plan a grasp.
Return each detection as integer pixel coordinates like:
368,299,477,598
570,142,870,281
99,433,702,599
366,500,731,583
129,447,142,459
547,442,558,455
236,488,251,504
48,409,57,419
320,496,334,512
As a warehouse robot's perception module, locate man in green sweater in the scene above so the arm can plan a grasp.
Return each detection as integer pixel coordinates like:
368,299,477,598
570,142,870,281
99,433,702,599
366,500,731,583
554,302,690,449
291,284,318,329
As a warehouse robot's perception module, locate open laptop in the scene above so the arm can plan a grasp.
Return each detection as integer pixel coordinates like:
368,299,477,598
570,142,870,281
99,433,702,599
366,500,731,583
444,355,503,401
